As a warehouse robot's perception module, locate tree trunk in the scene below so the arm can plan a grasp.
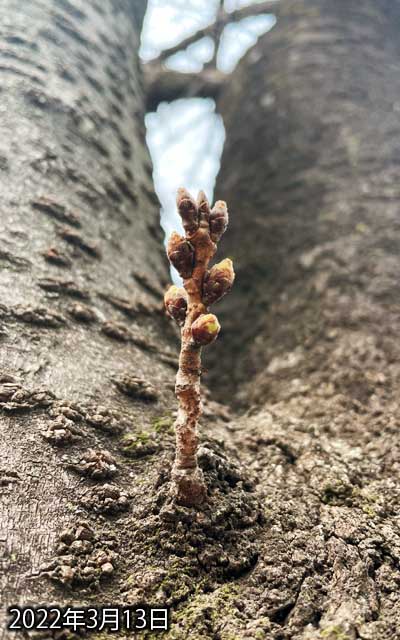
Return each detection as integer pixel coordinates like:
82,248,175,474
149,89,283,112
0,0,179,626
0,3,259,637
201,0,400,637
3,1,400,639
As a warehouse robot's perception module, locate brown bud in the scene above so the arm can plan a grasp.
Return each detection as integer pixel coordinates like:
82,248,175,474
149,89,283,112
203,258,235,305
209,200,228,243
164,285,188,325
177,188,199,235
191,313,220,346
197,190,210,224
167,232,194,279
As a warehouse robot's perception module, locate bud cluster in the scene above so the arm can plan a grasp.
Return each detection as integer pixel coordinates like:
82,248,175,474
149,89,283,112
164,187,234,506
164,188,234,349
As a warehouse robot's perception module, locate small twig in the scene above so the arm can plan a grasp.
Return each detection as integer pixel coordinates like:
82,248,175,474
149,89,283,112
145,66,224,112
164,188,235,506
203,0,225,71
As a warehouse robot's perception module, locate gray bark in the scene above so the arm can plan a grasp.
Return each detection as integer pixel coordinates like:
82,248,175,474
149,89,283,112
2,1,400,639
0,0,178,629
202,1,400,637
0,4,250,639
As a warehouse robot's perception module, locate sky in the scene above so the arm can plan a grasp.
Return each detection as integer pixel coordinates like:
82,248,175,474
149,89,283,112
140,0,276,268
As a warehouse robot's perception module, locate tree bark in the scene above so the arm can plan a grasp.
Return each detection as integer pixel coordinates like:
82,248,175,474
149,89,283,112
0,0,179,627
201,0,400,637
0,3,256,637
3,1,400,639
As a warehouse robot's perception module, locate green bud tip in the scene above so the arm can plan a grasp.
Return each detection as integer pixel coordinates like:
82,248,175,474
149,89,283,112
191,313,221,346
217,257,234,273
203,258,235,305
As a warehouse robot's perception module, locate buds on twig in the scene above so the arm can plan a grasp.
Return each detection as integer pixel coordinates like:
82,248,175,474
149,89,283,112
164,285,188,325
177,187,199,235
209,200,228,243
203,258,235,306
197,190,211,224
191,313,220,346
164,188,234,507
167,232,194,279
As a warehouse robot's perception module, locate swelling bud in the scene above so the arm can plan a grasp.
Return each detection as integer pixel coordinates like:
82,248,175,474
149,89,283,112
164,285,188,325
191,313,220,346
177,187,199,235
197,190,211,224
203,258,235,305
209,200,228,243
167,232,194,279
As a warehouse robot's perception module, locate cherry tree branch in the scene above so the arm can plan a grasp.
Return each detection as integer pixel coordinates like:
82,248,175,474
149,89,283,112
150,0,279,64
145,66,225,112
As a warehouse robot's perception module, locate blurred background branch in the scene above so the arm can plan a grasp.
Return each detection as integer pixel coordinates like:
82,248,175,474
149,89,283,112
142,0,279,109
141,0,278,281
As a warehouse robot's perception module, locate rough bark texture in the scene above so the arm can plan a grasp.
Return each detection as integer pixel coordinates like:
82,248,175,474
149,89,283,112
0,3,257,638
3,1,400,639
0,0,179,631
200,1,400,638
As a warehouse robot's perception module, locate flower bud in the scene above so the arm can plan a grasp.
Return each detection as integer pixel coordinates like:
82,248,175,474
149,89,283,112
164,285,188,325
191,313,220,346
177,187,199,235
197,190,210,224
203,258,235,305
167,232,194,279
209,200,228,243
